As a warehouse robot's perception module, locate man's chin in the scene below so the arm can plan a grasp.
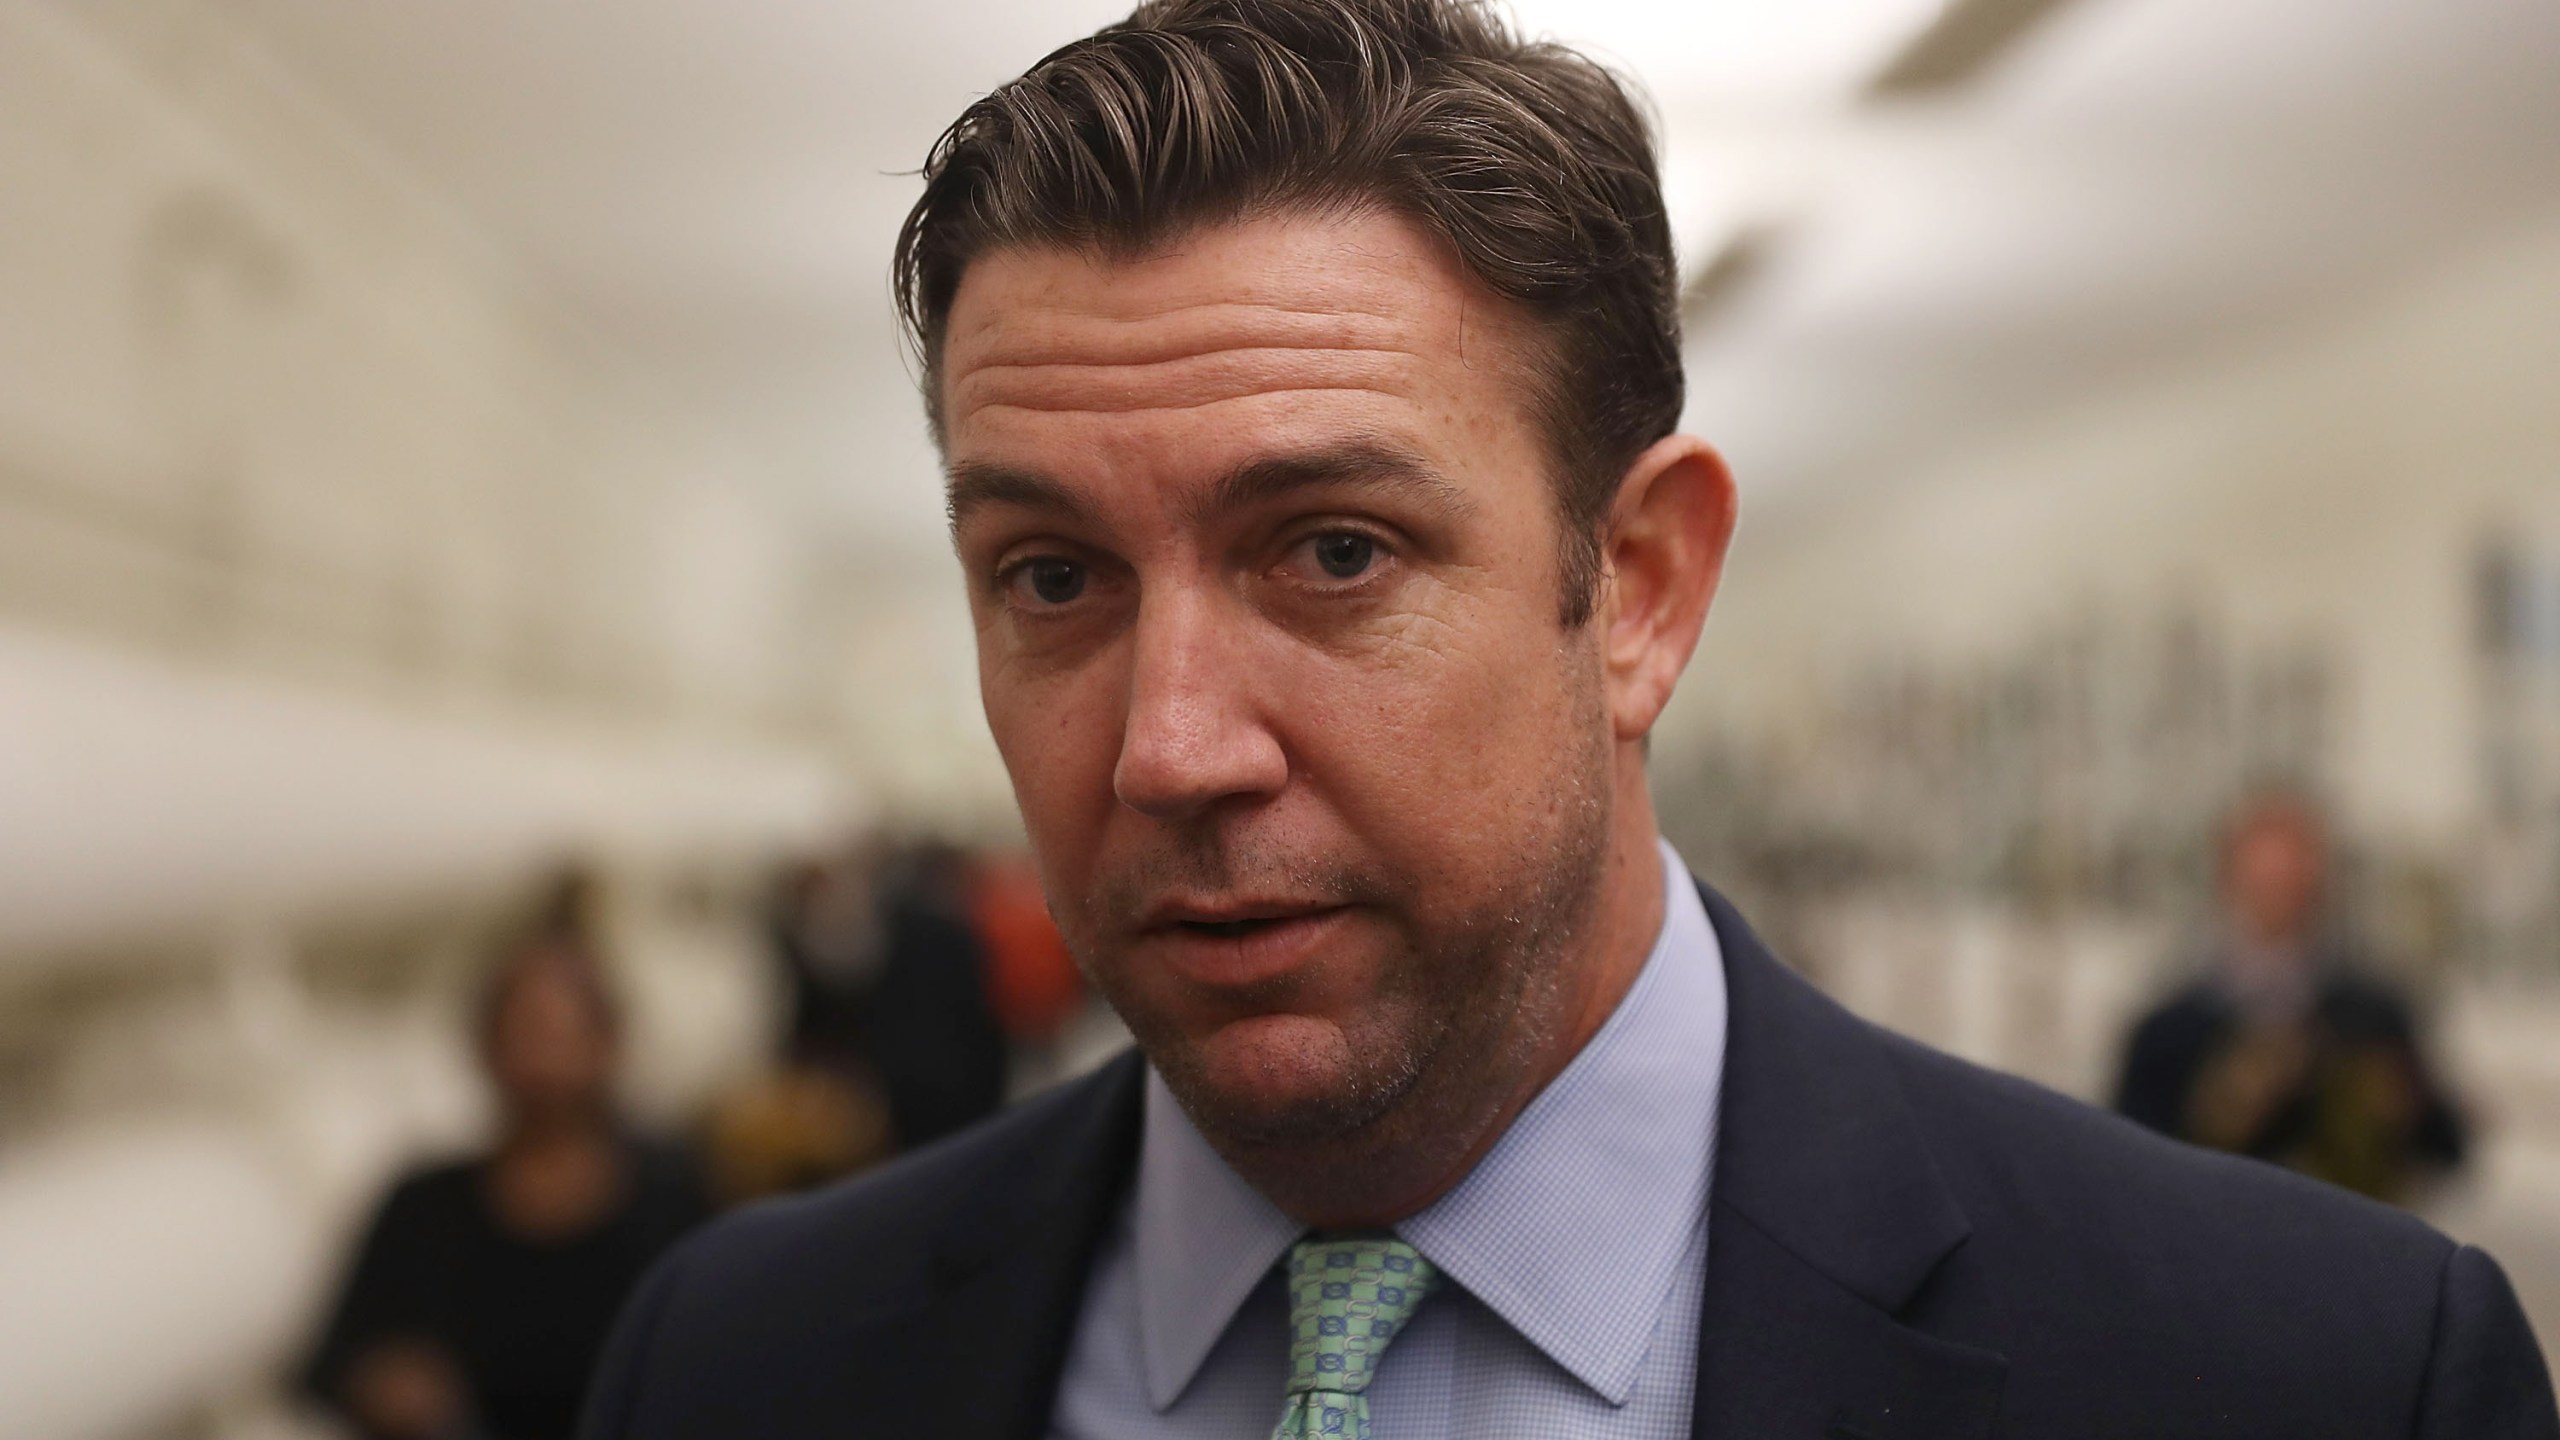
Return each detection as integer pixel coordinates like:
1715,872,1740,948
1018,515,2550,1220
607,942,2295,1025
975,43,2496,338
1159,1012,1411,1149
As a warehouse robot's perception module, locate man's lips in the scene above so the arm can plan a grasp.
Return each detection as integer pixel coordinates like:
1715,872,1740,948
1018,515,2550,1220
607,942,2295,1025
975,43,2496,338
1133,902,1356,989
1138,896,1343,931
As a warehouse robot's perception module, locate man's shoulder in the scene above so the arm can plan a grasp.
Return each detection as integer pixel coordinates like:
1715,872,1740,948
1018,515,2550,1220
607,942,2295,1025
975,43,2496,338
1875,1019,2455,1334
1703,884,2449,1314
1700,885,2553,1430
1848,1022,2560,1431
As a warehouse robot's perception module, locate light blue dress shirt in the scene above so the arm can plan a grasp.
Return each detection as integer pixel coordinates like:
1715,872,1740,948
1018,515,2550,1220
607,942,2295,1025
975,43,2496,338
1051,839,1728,1439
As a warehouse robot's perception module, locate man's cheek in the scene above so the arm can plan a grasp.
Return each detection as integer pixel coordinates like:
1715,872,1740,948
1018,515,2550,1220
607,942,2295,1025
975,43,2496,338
990,655,1119,775
1012,756,1114,881
1308,621,1511,776
1327,574,1480,662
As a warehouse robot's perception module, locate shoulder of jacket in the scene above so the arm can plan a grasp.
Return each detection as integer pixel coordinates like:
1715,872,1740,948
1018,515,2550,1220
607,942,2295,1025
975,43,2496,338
1880,1024,2452,1292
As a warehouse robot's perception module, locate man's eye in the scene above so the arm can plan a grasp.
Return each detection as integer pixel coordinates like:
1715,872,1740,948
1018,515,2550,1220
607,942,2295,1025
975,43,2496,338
1009,556,1087,606
1307,532,1376,580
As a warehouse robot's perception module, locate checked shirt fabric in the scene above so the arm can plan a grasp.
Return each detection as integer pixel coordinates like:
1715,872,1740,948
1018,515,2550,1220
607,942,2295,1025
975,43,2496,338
1272,1236,1443,1439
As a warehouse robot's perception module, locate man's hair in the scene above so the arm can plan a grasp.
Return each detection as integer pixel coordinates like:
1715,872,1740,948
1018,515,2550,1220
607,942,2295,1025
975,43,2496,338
893,0,1684,624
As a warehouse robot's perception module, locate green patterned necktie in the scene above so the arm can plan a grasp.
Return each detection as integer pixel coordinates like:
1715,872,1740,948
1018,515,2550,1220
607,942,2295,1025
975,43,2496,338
1272,1235,1443,1440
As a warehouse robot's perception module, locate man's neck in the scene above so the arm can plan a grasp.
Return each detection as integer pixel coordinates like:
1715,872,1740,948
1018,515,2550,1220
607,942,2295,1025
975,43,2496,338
1550,791,1670,1088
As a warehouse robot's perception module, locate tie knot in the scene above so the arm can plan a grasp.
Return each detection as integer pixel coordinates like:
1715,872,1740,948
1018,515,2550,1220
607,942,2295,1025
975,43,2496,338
1282,1235,1441,1401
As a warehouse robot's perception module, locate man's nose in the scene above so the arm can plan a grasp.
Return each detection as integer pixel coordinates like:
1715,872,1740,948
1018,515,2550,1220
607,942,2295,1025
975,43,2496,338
1112,589,1288,821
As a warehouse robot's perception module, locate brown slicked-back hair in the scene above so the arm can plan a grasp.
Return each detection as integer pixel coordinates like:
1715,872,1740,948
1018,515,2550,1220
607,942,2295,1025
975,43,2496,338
893,0,1684,624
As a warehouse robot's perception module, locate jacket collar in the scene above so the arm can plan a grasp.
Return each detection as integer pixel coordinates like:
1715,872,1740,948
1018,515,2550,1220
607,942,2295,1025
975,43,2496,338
1698,882,1972,1310
1691,882,2007,1440
928,1046,1147,1284
909,1048,1146,1440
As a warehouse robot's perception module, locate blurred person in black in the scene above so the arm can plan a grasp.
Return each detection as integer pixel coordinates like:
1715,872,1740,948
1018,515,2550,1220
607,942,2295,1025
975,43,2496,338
303,924,706,1440
710,839,1010,1206
865,839,1010,1146
767,837,1008,1151
2117,789,2468,1201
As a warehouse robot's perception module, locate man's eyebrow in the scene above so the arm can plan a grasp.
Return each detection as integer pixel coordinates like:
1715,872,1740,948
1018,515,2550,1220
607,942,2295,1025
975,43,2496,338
1193,440,1475,525
946,461,1093,531
946,440,1474,534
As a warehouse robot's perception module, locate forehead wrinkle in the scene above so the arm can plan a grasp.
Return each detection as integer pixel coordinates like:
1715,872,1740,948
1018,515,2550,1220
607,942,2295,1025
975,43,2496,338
952,345,1424,425
966,385,1414,424
956,298,1416,372
976,336,1413,369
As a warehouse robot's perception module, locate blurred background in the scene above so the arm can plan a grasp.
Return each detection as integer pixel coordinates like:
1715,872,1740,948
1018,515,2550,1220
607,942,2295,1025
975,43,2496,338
3,0,2558,1435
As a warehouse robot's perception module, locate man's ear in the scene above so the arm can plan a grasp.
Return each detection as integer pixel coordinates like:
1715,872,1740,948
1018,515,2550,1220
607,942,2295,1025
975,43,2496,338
1597,435,1738,743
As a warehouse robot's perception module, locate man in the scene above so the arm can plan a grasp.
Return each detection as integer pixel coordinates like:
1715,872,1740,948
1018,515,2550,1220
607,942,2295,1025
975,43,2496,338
2118,791,2468,1203
581,1,2558,1435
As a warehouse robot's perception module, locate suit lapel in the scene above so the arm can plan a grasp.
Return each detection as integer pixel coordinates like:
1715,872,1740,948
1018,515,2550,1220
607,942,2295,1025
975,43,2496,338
894,1050,1147,1440
1692,883,2008,1440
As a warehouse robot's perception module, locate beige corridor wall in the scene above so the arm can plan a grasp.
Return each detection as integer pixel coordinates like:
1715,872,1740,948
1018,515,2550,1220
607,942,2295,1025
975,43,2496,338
0,0,818,728
0,0,1032,969
1669,207,2560,847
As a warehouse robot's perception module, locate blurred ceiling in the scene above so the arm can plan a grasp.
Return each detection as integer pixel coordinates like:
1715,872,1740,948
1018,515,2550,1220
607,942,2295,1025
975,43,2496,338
221,0,2560,546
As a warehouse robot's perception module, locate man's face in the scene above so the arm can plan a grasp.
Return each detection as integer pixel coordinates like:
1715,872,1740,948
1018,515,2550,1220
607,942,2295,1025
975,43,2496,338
486,953,616,1121
941,209,1614,1150
2228,807,2327,946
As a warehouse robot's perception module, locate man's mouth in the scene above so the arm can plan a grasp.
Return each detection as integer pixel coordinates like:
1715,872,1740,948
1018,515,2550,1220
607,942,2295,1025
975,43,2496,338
1182,917,1282,939
1143,898,1342,933
1139,903,1355,986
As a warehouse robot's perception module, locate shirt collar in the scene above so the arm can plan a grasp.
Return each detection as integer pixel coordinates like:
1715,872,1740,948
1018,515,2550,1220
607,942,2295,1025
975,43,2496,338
1133,839,1729,1410
1133,1062,1301,1409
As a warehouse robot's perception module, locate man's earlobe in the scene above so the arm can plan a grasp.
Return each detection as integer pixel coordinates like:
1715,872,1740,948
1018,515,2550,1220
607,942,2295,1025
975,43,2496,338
1601,436,1738,741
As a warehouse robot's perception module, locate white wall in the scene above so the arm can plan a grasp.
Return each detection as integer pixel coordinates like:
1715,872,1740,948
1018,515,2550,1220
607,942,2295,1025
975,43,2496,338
0,0,802,725
0,0,987,970
1671,206,2560,846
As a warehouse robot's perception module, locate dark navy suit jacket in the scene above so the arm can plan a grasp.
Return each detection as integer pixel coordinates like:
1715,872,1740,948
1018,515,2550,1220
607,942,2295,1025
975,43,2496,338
582,884,2559,1438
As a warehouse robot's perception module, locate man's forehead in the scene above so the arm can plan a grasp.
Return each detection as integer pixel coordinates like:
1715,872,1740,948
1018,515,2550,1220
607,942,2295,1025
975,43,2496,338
937,209,1539,438
944,210,1463,356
